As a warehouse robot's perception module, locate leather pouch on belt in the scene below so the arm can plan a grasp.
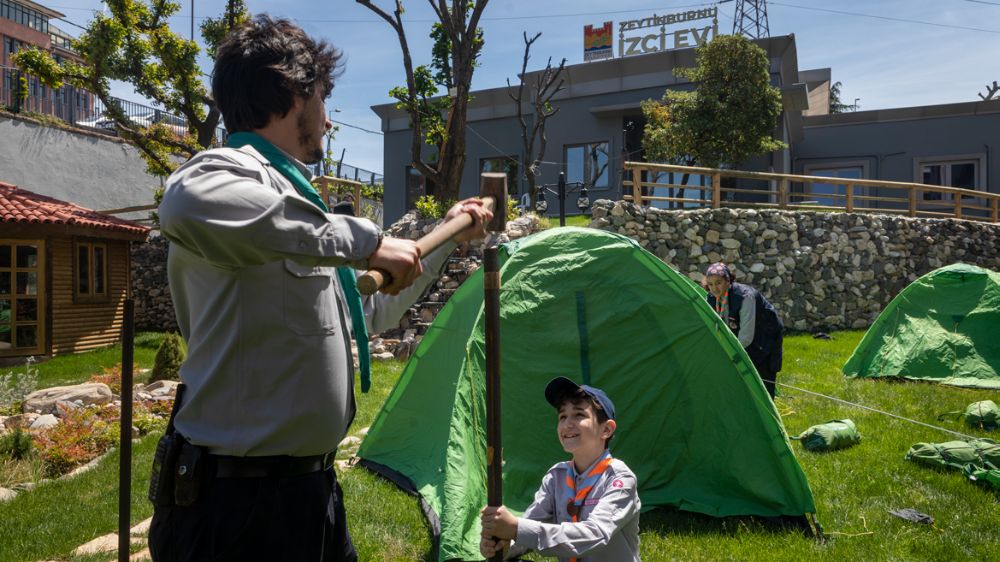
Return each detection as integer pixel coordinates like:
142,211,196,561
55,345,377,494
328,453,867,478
174,441,204,507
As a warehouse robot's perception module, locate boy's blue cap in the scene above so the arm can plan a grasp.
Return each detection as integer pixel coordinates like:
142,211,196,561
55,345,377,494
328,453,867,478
544,377,616,420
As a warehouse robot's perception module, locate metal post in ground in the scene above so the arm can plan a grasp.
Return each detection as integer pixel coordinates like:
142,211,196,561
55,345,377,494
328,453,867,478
118,299,135,562
558,172,566,227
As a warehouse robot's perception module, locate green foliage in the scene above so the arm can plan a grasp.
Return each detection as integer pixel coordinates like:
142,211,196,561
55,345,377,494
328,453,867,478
0,357,39,411
149,332,186,384
829,80,853,114
641,34,785,169
12,0,250,175
0,427,35,461
506,196,520,221
33,404,120,478
414,194,446,219
16,75,28,109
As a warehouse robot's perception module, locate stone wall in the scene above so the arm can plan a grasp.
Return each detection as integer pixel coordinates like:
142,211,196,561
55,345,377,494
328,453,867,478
589,200,1000,331
130,214,542,339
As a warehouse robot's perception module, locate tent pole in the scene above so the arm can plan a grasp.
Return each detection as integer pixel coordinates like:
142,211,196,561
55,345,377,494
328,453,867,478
484,246,503,562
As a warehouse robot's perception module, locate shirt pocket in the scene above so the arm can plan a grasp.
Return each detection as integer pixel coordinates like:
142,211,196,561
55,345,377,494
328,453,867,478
282,259,339,336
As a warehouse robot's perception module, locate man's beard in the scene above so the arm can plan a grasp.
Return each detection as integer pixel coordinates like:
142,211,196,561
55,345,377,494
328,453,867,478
297,111,324,164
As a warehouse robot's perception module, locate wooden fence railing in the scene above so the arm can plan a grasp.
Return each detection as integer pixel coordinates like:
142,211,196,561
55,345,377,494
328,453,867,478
623,162,1000,223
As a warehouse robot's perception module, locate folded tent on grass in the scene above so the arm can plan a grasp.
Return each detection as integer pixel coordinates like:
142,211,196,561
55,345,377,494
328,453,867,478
843,263,1000,389
358,227,816,561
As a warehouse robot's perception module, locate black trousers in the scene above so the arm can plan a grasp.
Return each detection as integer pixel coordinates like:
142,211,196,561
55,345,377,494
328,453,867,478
149,467,357,562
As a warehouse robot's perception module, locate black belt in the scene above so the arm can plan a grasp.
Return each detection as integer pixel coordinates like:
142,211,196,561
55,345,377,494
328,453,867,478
212,452,335,478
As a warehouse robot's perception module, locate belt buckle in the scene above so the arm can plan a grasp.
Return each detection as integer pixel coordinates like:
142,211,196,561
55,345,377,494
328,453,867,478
321,451,335,471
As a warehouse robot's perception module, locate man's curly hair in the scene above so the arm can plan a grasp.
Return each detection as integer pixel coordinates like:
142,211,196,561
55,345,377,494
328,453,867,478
212,15,343,132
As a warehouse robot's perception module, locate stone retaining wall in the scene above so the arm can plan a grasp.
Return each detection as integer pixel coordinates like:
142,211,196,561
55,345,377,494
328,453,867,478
589,200,1000,331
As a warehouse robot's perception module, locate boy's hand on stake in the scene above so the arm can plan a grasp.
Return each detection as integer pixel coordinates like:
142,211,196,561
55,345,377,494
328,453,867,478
480,505,518,540
479,537,509,558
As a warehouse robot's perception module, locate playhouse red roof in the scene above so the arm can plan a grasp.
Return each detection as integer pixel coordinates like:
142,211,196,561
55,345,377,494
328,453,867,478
0,182,150,238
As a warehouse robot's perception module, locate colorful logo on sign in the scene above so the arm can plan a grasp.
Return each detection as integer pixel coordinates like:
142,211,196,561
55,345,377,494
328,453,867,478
584,22,613,61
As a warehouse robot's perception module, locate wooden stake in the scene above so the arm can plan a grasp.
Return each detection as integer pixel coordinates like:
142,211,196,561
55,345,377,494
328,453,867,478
484,246,503,562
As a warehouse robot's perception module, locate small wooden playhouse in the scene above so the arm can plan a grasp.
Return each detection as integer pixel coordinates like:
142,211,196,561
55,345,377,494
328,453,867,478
0,182,149,358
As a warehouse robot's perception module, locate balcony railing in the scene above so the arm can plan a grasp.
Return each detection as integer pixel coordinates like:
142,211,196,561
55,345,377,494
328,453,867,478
623,162,1000,224
1,64,226,146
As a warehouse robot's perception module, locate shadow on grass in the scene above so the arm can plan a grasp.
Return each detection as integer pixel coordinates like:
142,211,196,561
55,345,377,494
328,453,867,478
640,507,816,539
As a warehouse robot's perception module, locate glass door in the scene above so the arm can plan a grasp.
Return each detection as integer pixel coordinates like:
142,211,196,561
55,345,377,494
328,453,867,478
0,240,46,356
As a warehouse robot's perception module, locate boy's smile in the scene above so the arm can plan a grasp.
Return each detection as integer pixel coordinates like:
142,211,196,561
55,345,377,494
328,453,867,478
557,402,613,464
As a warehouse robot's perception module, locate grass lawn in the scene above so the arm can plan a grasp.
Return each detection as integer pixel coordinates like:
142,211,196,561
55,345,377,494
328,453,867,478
2,331,999,561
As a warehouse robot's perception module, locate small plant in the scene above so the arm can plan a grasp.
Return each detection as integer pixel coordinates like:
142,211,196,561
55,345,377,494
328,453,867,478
415,194,445,219
16,75,28,111
149,332,186,384
0,356,39,411
506,196,520,222
88,364,133,395
0,427,35,460
33,403,120,478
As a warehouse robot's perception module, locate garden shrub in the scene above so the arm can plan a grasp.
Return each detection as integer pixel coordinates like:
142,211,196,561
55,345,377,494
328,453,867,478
0,356,39,413
149,332,186,384
0,427,34,460
33,403,120,478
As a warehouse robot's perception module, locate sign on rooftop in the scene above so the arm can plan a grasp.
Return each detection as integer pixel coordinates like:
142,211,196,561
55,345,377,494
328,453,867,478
584,22,613,62
618,7,719,58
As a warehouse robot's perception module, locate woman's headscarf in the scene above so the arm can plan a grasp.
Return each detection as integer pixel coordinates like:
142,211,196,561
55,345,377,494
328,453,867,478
705,262,735,283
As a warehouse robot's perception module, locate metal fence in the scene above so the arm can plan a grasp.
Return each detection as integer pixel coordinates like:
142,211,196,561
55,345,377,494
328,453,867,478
1,64,226,145
316,159,383,186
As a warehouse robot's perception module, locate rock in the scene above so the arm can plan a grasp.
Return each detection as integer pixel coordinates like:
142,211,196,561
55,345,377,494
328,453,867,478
705,230,721,244
0,487,15,502
339,435,362,449
23,383,113,414
29,414,59,431
144,380,179,397
372,352,395,361
720,239,741,249
749,263,765,273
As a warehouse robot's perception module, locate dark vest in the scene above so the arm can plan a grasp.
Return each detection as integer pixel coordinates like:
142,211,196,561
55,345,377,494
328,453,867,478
708,283,784,371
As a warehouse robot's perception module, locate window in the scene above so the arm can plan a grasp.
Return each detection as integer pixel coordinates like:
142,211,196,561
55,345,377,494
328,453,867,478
918,158,982,201
566,142,610,189
803,163,868,208
0,1,48,34
75,240,108,302
479,157,519,196
0,239,45,355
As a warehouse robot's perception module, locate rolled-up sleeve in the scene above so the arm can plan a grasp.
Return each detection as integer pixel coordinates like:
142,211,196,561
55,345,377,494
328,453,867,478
159,152,381,269
512,473,639,558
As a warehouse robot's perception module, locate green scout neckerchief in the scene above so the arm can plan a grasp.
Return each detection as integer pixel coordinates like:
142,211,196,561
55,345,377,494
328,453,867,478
227,132,373,392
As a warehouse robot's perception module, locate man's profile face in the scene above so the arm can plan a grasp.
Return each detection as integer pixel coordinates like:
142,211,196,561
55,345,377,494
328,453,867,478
297,87,331,164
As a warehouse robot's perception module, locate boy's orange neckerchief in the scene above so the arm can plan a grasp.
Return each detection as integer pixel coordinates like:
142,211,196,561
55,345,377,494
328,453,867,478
563,450,614,562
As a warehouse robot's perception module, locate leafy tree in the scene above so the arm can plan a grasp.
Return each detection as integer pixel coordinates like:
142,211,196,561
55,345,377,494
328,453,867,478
13,0,250,177
829,80,853,114
641,34,785,207
507,32,566,209
358,1,488,202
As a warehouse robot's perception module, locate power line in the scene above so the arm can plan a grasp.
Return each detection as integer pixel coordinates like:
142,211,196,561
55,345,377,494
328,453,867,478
331,119,383,136
769,1,1000,35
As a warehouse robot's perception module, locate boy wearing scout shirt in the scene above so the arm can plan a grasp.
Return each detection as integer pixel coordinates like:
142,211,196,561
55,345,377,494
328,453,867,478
480,377,641,561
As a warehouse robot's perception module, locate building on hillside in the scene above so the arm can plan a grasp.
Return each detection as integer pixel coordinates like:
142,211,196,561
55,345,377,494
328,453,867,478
373,28,999,224
0,182,149,359
1,0,94,122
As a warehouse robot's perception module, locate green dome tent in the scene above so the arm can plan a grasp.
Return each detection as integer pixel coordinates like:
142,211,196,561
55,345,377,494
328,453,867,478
359,228,816,561
843,263,1000,389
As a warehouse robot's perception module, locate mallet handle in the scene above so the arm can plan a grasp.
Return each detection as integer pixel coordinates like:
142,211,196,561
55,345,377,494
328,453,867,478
356,196,497,295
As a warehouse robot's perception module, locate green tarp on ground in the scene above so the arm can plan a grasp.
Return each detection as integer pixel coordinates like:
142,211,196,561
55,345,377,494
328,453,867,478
358,228,816,561
843,263,1000,389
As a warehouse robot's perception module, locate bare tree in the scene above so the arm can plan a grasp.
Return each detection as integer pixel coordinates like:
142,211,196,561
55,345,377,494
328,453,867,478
507,32,566,208
357,1,488,202
979,80,1000,101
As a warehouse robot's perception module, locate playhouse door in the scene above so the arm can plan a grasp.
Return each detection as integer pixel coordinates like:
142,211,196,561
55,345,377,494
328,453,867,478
0,240,46,357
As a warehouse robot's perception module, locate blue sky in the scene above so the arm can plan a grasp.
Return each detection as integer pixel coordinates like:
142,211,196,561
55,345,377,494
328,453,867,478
53,1,1000,174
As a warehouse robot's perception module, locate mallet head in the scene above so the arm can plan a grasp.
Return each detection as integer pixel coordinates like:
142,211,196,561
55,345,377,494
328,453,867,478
479,172,508,232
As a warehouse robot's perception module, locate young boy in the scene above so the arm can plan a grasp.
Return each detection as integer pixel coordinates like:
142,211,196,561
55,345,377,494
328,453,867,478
480,377,641,561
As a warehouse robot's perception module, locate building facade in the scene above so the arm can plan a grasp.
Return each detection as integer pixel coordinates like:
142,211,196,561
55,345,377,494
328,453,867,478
373,33,998,224
1,0,93,122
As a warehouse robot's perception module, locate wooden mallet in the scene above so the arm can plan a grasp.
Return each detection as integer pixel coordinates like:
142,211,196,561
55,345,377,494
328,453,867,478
357,173,508,295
